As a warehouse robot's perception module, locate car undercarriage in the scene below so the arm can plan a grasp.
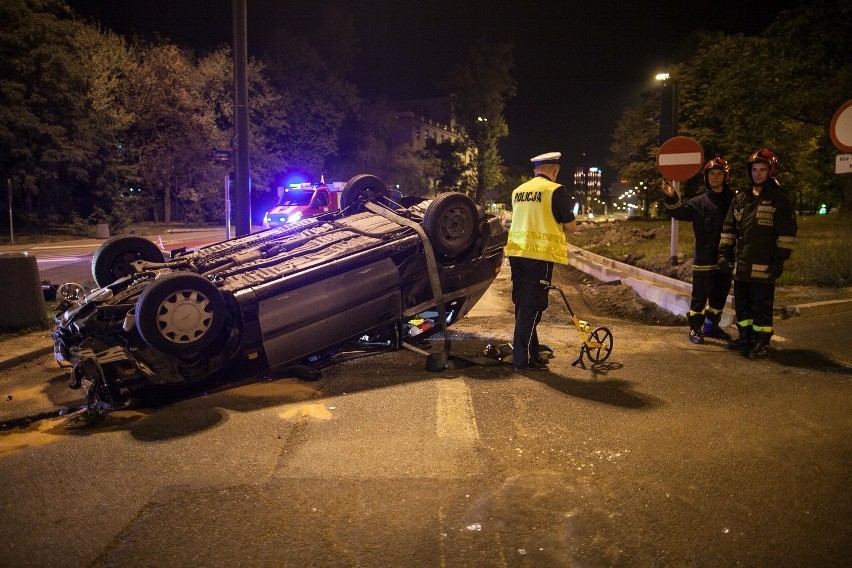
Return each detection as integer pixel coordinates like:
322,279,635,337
52,175,508,417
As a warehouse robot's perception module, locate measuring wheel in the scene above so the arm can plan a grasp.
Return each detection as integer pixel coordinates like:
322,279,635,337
585,327,614,364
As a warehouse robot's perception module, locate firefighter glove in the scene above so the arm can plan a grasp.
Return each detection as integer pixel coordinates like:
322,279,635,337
717,257,732,274
769,261,784,279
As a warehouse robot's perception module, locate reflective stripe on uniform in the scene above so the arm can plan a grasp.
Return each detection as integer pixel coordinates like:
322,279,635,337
776,235,796,250
665,196,683,210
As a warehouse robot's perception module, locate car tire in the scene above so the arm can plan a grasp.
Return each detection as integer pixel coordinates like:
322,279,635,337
92,236,164,287
341,174,390,213
135,273,226,356
423,192,479,258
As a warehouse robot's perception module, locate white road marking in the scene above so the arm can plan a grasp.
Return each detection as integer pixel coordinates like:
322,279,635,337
659,152,702,166
435,379,479,440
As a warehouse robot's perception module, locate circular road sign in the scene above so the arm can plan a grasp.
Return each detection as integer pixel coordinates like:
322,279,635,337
656,136,704,181
830,99,852,152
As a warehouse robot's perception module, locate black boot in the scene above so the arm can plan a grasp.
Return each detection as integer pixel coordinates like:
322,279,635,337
688,313,705,344
703,312,732,340
746,331,772,359
724,325,753,351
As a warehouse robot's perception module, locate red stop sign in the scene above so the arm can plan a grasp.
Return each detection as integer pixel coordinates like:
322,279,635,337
656,136,704,181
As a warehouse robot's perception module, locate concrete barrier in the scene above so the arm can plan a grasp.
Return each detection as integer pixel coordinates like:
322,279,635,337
567,244,735,326
0,252,47,329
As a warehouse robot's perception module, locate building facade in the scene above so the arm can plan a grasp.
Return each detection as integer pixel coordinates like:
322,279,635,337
391,97,462,151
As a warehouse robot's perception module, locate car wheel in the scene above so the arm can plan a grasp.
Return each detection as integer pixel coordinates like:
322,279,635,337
92,236,164,287
423,192,479,258
135,273,226,356
341,174,390,213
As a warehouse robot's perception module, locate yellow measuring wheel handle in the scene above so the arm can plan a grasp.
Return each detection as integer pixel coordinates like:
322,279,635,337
572,315,591,333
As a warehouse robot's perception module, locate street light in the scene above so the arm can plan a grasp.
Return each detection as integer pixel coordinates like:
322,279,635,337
657,71,679,266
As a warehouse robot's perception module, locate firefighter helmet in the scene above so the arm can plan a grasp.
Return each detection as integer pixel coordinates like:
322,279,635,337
747,148,779,179
702,156,730,185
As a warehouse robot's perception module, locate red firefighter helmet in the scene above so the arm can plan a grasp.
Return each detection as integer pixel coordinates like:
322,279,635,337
747,148,779,179
702,156,730,183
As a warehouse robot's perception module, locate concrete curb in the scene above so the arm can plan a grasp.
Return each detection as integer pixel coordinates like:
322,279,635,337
568,244,736,325
779,299,852,318
0,344,54,371
567,244,852,324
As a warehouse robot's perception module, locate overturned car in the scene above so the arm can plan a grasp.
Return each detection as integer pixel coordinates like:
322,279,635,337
52,175,508,414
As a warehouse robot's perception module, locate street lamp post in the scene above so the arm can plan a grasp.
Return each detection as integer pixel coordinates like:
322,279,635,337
232,0,251,237
474,116,488,204
657,72,680,266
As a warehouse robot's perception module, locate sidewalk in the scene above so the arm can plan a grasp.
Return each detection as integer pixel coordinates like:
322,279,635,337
0,329,55,371
0,225,231,255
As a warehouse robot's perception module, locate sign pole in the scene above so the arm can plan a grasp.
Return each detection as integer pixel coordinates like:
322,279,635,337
225,174,232,240
7,178,12,245
656,136,705,266
670,181,679,266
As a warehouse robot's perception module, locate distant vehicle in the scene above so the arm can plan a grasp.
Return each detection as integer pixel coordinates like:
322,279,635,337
52,174,508,416
263,182,345,228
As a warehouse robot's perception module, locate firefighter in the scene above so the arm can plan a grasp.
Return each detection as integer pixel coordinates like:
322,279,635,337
662,157,734,343
717,149,797,359
505,152,577,372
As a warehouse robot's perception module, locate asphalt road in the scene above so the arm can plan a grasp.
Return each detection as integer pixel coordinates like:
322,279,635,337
0,264,850,567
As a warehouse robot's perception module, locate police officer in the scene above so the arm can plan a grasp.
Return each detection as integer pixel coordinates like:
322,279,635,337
505,152,577,371
662,157,734,344
718,149,797,359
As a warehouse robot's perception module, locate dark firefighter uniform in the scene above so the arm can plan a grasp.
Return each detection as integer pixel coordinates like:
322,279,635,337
663,161,734,342
718,173,797,357
506,169,575,371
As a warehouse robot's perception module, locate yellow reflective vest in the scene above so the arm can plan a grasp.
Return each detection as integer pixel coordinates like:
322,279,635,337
505,176,568,265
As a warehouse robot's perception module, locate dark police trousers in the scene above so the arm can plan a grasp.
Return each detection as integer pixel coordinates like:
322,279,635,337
509,257,553,368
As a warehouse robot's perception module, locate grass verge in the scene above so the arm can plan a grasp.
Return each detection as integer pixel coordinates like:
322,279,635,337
572,212,851,287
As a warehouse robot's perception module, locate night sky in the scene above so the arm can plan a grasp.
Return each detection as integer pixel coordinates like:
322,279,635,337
66,0,803,182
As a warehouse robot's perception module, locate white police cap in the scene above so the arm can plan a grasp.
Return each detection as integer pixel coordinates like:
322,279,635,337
531,152,561,165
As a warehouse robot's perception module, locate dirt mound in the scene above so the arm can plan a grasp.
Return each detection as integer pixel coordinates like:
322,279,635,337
576,223,668,248
551,265,685,326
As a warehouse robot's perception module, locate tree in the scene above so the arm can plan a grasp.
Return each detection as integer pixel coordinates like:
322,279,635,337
0,0,126,227
450,41,516,204
68,23,138,229
122,42,209,223
196,47,287,221
425,137,470,193
608,92,664,218
609,1,852,217
761,0,852,214
262,13,359,181
326,98,397,183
